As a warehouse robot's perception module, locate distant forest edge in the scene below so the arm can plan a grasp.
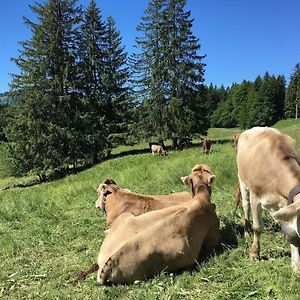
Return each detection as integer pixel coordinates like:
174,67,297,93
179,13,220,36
0,0,299,180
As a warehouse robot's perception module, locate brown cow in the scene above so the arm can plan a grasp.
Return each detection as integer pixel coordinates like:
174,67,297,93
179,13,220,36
203,138,212,155
151,144,167,156
75,165,219,284
96,179,192,227
237,127,300,274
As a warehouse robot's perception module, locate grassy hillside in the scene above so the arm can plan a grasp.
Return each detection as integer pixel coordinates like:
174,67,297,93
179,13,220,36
0,120,300,299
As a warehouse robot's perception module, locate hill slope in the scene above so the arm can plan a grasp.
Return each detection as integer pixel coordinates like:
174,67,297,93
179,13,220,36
0,120,300,299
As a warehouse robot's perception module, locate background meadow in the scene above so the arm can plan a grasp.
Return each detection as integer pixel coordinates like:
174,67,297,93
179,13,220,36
0,120,300,299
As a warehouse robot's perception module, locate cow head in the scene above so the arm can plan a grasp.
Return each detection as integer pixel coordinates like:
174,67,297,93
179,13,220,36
273,193,300,243
181,164,216,196
95,178,117,211
273,185,300,247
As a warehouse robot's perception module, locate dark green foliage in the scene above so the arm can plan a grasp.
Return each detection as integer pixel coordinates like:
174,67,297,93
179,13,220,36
210,73,286,129
0,105,7,141
131,0,208,140
79,2,130,159
104,16,131,147
79,0,113,163
284,63,300,118
7,0,85,176
6,0,129,175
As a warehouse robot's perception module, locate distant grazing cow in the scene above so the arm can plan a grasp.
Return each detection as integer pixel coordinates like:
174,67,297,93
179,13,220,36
172,137,192,150
151,144,167,156
203,138,212,155
237,127,300,274
75,164,220,284
95,178,192,227
149,140,166,151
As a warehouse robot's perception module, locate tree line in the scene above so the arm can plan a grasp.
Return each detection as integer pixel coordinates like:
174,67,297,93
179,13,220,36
208,64,300,129
0,0,299,179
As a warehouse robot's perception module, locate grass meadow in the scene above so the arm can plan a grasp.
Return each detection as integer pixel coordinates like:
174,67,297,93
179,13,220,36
1,120,300,299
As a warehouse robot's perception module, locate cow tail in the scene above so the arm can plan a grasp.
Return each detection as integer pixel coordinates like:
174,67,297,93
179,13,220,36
234,183,241,209
73,263,99,284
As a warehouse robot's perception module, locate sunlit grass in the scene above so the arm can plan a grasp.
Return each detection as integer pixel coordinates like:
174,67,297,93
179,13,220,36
0,120,300,299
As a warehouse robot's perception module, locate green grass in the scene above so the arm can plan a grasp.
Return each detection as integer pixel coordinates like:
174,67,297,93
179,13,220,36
1,120,300,299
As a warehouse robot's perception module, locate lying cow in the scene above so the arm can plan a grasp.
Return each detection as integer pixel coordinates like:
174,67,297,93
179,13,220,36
75,165,220,284
237,127,300,274
96,178,192,227
151,144,167,156
203,138,212,155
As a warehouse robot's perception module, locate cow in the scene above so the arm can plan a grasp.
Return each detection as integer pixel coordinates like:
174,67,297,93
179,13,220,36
151,144,167,156
236,127,300,274
203,138,212,155
96,178,192,227
75,164,220,284
149,140,166,151
172,137,192,150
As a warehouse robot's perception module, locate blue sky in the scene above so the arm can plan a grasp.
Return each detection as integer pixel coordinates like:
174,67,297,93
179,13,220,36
0,0,299,93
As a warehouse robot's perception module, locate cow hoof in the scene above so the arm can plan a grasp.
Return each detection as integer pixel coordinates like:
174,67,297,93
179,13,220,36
249,252,260,260
96,278,105,285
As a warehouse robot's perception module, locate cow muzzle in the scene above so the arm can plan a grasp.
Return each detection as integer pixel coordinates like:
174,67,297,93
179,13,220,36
281,216,300,247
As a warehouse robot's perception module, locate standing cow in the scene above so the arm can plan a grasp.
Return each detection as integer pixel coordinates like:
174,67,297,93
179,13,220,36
203,138,212,155
151,144,167,156
237,127,300,274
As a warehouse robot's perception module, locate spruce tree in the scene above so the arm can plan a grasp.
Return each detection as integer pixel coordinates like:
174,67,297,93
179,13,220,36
284,63,300,118
131,0,168,138
104,16,131,146
6,0,83,176
131,0,207,141
79,0,110,163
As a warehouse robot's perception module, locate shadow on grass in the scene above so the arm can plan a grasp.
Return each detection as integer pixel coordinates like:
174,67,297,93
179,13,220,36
198,216,244,264
109,147,150,159
1,137,235,192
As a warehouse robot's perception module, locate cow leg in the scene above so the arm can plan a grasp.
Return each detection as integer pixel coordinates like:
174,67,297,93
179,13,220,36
249,195,263,260
291,245,300,275
239,180,251,235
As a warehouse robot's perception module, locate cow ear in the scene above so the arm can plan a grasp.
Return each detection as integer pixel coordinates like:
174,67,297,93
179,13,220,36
192,165,202,173
181,176,192,185
104,178,116,185
208,175,216,186
273,202,300,222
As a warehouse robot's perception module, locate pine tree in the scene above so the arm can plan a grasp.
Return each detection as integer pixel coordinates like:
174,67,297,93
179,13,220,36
104,16,131,147
6,0,84,176
284,63,300,118
273,75,286,121
79,0,110,163
131,0,207,141
210,92,235,128
131,0,168,138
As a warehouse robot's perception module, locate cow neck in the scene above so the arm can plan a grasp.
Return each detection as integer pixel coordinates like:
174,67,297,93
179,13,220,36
288,185,300,205
102,189,113,214
191,182,211,198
